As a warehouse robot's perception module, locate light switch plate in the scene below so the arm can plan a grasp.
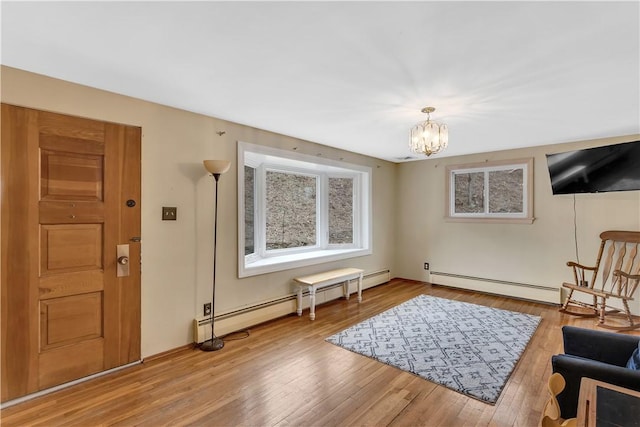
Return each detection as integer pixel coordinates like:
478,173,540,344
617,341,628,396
162,207,177,221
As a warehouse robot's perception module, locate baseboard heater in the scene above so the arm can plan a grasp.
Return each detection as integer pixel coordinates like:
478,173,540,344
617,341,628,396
429,271,560,305
193,268,390,343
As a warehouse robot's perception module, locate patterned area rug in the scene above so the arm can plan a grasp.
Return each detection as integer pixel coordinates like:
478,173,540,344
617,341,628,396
326,294,541,404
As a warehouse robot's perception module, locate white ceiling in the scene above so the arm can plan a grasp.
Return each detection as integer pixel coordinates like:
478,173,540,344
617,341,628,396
2,1,639,162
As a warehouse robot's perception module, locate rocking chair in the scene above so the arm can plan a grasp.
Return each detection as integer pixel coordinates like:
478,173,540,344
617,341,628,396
560,230,640,330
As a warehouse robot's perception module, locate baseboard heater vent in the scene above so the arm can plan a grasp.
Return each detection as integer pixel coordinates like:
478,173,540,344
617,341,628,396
429,271,559,304
193,268,390,343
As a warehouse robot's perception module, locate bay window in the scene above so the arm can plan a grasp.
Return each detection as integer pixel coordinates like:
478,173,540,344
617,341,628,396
238,142,371,277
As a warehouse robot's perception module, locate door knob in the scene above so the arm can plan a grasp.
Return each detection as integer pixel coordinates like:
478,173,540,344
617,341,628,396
116,244,130,277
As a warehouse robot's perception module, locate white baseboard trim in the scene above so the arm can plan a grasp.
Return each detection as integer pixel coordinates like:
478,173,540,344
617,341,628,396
203,269,391,340
429,271,560,304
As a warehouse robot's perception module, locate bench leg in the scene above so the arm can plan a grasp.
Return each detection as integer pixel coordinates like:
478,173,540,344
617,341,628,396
296,286,303,316
343,279,350,300
309,286,316,320
357,273,363,303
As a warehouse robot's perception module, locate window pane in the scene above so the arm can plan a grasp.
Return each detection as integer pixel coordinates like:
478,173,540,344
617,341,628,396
489,169,523,213
244,166,255,255
329,177,353,244
265,171,316,250
454,172,485,213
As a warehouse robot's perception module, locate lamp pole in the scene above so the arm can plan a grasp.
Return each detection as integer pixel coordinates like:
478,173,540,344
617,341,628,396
201,160,230,352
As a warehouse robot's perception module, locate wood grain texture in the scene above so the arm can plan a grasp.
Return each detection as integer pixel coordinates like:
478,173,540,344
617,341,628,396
38,110,105,142
40,292,103,349
561,231,640,329
1,104,142,402
38,338,105,390
2,279,638,426
575,378,640,427
1,104,41,400
39,270,104,300
115,124,142,365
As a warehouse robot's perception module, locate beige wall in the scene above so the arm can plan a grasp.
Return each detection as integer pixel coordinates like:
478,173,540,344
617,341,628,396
1,66,398,357
395,135,640,311
3,65,639,357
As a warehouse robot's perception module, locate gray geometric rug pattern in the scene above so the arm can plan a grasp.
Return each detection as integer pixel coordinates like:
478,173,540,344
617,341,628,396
325,294,541,404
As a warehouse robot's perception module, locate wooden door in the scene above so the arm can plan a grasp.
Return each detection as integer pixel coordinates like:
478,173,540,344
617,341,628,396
1,104,141,402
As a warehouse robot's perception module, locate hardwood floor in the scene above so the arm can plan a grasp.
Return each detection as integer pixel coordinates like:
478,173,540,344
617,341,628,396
2,279,638,426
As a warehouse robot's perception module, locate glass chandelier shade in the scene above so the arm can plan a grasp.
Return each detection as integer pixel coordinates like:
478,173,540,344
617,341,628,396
409,107,449,157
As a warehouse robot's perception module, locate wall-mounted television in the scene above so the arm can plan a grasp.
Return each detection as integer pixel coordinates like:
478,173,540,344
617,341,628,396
546,140,640,195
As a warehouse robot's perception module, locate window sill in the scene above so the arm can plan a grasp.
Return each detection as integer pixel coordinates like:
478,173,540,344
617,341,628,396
239,248,372,278
445,216,535,224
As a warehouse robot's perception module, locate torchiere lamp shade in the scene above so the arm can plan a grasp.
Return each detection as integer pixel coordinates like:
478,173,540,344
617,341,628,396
203,160,231,175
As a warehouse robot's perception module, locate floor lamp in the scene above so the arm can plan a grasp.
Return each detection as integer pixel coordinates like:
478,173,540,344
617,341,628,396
201,159,231,352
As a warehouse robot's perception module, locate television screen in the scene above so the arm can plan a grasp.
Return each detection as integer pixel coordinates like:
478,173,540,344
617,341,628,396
546,140,640,194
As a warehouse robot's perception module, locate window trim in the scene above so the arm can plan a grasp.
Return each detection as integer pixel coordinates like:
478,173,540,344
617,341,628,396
445,157,534,224
238,141,372,278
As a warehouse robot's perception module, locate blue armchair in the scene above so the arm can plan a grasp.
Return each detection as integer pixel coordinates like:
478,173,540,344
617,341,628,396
551,326,640,419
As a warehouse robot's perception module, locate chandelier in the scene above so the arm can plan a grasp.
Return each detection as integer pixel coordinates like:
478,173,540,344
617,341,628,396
409,107,448,156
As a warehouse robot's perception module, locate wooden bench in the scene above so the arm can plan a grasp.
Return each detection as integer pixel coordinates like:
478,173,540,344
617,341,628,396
294,268,364,320
560,230,640,330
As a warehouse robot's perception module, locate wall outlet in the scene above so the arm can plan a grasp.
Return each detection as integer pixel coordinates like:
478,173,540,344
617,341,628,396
204,303,212,316
424,262,430,270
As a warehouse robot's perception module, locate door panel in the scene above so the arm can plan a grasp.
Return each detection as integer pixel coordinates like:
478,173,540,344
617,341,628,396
41,224,103,273
1,103,141,402
40,150,104,200
40,293,103,349
38,339,104,390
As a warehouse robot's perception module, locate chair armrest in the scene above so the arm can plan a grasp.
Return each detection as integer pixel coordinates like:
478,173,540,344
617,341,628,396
566,261,597,270
614,269,640,280
562,326,640,366
551,354,640,419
